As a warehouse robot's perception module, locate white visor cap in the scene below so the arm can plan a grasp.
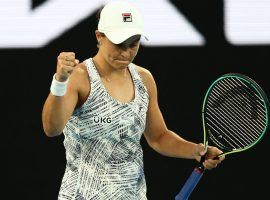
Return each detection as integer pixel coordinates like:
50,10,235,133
98,1,147,44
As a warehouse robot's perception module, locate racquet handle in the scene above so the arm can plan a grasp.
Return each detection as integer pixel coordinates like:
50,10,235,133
175,167,204,200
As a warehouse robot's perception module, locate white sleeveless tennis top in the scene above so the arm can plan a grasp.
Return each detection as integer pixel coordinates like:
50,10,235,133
58,58,149,200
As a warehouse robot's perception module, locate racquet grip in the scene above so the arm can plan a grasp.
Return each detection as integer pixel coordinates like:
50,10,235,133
175,167,204,200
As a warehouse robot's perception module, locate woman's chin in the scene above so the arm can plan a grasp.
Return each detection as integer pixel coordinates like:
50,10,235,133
114,60,130,67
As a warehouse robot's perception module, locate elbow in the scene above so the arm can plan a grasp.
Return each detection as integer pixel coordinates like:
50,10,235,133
145,136,161,152
144,130,167,154
42,114,64,137
42,124,63,137
148,140,161,152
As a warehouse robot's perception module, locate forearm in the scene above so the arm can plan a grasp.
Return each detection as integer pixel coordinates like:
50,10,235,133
148,130,198,159
42,94,74,137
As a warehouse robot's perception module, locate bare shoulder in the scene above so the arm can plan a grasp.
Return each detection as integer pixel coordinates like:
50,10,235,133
68,61,90,106
133,64,155,84
133,64,157,96
73,62,88,77
70,62,88,81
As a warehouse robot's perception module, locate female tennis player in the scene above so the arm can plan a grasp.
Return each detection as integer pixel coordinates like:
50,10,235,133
42,1,224,199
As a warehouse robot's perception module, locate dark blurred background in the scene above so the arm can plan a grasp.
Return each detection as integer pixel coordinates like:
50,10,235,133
3,0,270,199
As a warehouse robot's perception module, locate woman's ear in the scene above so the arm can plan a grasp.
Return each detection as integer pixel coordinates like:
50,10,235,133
95,30,104,41
95,30,103,48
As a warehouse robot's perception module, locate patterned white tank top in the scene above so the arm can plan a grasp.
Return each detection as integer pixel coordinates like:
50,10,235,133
58,58,149,200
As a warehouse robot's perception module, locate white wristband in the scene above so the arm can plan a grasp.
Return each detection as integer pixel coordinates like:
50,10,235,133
50,74,69,96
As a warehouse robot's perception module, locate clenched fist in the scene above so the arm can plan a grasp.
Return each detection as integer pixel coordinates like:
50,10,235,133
56,52,79,82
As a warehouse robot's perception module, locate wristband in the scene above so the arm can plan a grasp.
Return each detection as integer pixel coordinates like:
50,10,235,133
50,74,69,96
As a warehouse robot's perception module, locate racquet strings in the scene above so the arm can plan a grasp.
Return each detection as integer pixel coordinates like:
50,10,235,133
205,77,268,151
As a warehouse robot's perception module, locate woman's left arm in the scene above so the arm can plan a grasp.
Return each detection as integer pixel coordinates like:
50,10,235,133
138,67,224,169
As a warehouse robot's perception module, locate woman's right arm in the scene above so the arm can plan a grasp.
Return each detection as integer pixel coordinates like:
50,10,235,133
42,52,80,137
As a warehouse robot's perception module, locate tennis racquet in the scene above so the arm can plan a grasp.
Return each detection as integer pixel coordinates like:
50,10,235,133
175,73,269,200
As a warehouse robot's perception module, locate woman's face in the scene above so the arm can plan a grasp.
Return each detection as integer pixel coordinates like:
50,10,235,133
97,32,141,69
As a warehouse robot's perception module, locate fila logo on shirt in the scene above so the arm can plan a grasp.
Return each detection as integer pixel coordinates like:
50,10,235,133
122,13,132,22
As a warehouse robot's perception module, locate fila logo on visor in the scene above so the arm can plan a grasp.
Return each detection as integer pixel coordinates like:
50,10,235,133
122,13,132,22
